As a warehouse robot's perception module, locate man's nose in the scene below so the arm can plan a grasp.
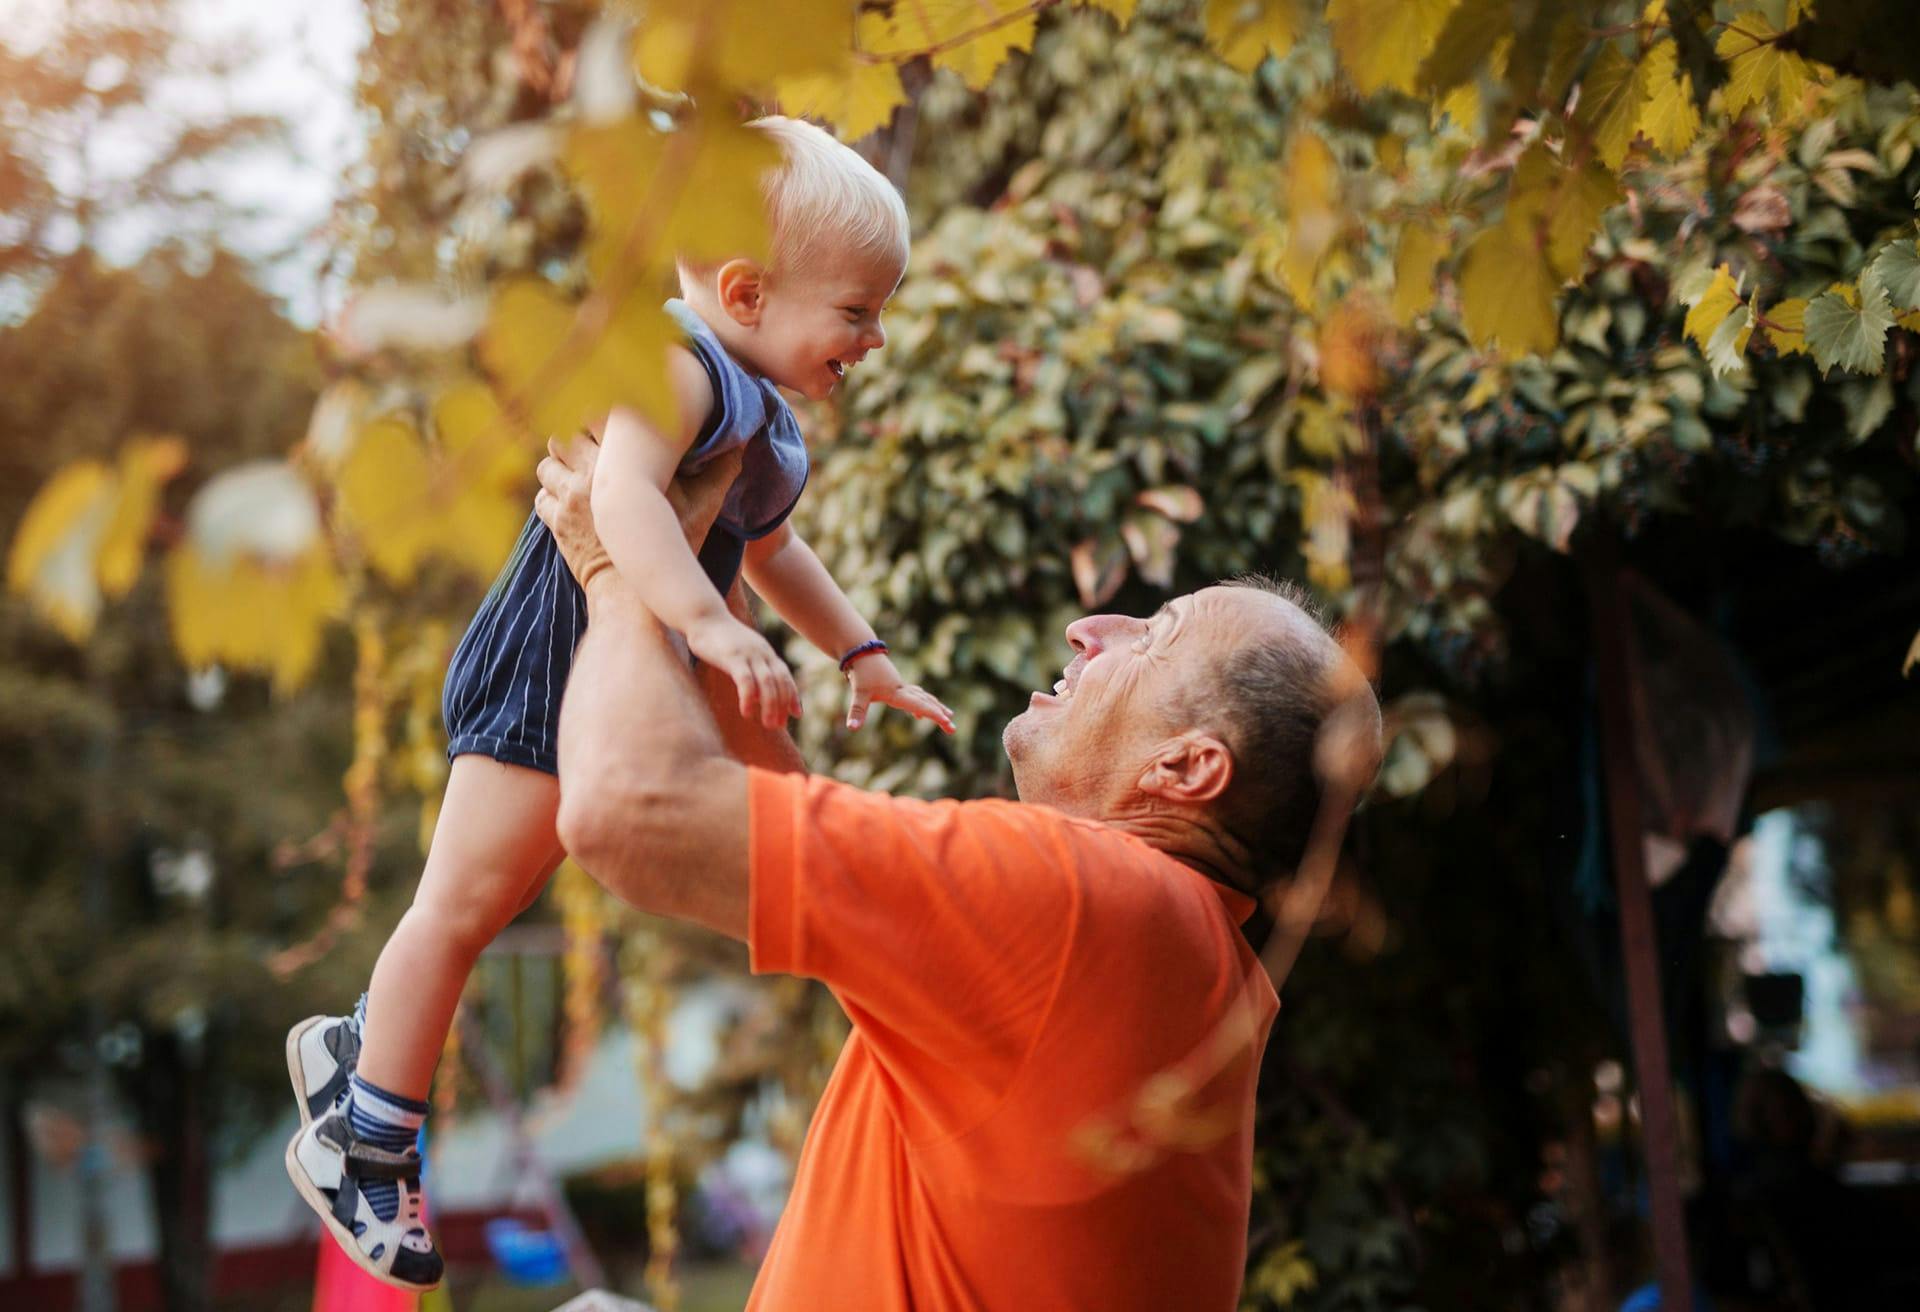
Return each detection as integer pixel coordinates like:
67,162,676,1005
1064,613,1133,656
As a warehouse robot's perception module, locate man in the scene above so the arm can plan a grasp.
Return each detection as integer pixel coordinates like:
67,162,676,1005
535,437,1382,1311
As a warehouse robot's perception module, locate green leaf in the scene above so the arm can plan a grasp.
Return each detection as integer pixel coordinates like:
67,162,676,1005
1841,376,1894,441
1868,236,1920,310
1804,278,1895,375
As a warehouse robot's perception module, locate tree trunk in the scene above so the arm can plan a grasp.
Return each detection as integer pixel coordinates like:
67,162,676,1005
133,1030,213,1312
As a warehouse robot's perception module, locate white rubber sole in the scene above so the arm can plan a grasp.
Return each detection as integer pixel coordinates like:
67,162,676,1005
283,1124,443,1292
285,1015,327,1127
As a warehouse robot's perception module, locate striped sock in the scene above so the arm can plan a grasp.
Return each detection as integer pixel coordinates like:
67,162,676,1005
344,1073,427,1223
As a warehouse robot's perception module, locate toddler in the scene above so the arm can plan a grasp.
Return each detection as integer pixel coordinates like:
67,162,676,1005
283,116,949,1290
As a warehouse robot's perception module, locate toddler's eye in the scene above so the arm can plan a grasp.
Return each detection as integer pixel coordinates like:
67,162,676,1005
842,306,867,320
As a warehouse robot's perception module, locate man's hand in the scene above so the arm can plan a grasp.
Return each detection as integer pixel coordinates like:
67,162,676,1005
845,653,955,734
535,433,745,586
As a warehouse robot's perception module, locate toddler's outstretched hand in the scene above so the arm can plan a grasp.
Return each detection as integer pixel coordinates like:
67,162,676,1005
846,653,955,734
686,614,799,730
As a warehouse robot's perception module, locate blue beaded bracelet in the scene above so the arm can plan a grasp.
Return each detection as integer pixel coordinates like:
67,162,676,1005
838,639,889,673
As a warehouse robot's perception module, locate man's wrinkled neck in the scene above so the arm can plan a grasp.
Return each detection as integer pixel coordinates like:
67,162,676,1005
1102,800,1260,897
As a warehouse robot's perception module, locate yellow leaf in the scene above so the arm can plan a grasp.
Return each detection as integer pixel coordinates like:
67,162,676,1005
1202,0,1304,73
870,0,1037,90
165,542,340,693
339,399,527,587
7,435,190,641
482,279,679,441
1683,264,1743,351
1509,145,1620,280
97,435,189,597
1081,0,1141,25
1326,0,1459,96
1319,295,1384,398
1575,43,1646,171
1716,11,1815,121
566,107,777,283
1760,296,1808,355
1390,223,1444,325
1637,39,1701,156
633,0,849,92
777,28,908,141
1437,80,1482,135
337,418,439,585
6,461,116,641
1276,130,1340,306
167,462,338,691
1459,219,1561,359
1292,470,1354,592
434,380,528,490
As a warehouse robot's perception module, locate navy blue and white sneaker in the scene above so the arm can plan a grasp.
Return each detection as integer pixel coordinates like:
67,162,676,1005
285,1013,360,1127
285,1109,444,1290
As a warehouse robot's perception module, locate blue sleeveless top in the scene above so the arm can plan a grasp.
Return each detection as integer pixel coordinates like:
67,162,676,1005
438,300,810,775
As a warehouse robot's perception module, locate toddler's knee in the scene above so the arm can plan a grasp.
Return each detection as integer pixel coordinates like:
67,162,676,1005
408,888,515,962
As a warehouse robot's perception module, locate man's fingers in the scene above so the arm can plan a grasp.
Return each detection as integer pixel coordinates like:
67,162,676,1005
761,664,795,730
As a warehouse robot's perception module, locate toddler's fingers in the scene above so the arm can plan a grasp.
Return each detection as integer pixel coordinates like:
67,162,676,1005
847,687,873,732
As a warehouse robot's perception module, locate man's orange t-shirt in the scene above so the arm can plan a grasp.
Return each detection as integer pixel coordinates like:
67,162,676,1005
744,768,1281,1311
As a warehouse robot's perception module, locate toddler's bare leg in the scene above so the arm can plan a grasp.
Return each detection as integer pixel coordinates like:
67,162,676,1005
355,755,563,1099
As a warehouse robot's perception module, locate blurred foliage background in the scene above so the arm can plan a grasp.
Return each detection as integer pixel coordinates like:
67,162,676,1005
6,1,1920,1310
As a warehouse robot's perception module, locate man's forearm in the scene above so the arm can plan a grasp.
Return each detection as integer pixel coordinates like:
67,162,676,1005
554,570,748,938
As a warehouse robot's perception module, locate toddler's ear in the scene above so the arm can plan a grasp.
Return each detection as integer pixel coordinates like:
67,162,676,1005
715,259,765,325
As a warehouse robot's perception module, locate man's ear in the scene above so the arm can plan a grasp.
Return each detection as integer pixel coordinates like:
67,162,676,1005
715,259,766,326
1139,732,1234,805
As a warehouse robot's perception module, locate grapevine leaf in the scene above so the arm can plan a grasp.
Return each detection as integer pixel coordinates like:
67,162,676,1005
1459,219,1560,359
1682,264,1742,351
1202,0,1305,73
1326,0,1459,96
1637,39,1701,156
1575,43,1646,171
1803,277,1895,375
1868,236,1920,310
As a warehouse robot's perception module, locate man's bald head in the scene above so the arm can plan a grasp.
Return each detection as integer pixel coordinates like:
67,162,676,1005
1004,577,1381,892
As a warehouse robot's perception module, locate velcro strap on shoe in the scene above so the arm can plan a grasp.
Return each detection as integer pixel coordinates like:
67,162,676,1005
342,1139,424,1183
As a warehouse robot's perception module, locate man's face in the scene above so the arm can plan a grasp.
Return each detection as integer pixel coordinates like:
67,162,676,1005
1004,585,1300,813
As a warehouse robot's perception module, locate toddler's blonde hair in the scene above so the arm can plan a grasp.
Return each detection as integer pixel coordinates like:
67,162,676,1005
747,115,909,281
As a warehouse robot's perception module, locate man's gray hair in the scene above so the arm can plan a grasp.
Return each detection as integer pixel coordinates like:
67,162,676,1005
1195,575,1379,888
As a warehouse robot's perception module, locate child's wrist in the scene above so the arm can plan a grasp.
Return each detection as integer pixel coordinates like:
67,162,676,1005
838,638,888,674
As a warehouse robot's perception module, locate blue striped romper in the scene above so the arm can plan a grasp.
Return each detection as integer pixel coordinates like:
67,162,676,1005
440,299,809,775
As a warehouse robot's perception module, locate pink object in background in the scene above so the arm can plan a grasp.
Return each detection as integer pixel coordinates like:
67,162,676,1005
311,1235,418,1312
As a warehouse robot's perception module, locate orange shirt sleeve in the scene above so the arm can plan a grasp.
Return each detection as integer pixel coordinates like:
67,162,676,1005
747,767,1086,1132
